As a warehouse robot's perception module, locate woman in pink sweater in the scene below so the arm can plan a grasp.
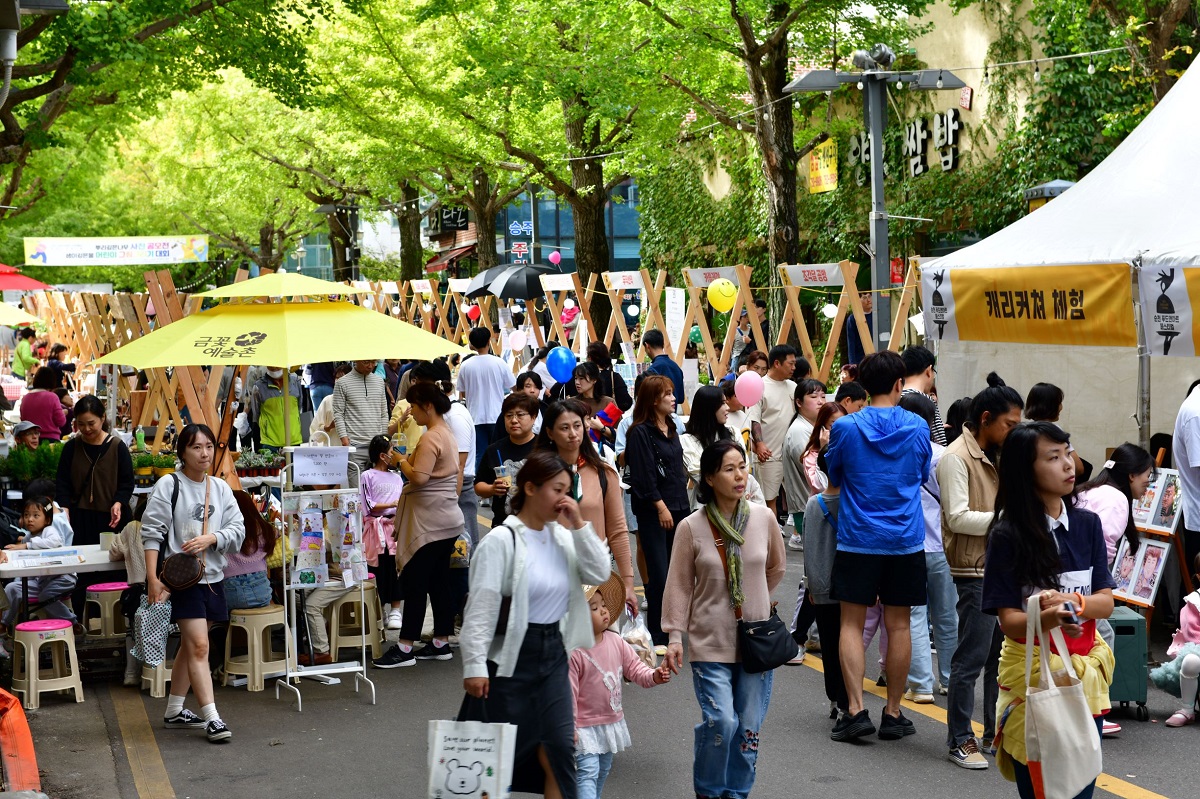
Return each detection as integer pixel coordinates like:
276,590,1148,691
569,572,670,799
19,367,67,442
662,440,786,799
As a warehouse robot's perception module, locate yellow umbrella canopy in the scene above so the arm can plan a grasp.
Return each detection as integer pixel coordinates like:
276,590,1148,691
195,271,369,299
0,302,39,326
91,300,467,368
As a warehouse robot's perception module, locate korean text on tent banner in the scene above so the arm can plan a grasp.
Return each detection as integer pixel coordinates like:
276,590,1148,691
24,236,208,266
921,263,1135,347
1137,264,1200,357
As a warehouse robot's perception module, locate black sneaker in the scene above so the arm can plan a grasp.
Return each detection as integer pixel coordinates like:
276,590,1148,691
878,710,916,740
373,646,416,669
830,709,876,741
163,709,206,729
414,642,453,661
205,719,232,743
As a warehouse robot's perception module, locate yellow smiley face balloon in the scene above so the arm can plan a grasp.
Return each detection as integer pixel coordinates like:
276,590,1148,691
707,278,738,313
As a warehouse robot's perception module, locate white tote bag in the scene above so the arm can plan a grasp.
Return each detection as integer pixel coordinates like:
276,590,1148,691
1023,593,1103,799
427,718,517,799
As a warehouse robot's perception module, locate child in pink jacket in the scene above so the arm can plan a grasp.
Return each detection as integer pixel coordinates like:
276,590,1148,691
570,574,671,799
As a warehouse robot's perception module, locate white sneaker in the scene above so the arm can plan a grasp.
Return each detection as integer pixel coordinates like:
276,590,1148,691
386,609,403,630
903,688,934,704
785,651,806,665
787,533,804,551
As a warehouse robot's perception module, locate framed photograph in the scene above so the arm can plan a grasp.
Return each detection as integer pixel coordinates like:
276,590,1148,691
1131,539,1171,604
1143,469,1183,535
1132,480,1158,527
1111,538,1140,600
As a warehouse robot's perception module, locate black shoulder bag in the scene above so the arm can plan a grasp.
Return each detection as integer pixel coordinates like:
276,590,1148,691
707,517,797,673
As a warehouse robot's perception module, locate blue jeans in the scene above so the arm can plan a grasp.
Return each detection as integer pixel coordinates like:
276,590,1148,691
474,423,492,474
575,752,614,799
691,662,773,799
947,577,1003,747
3,575,76,627
908,552,959,693
1012,717,1104,799
223,571,272,611
310,384,333,414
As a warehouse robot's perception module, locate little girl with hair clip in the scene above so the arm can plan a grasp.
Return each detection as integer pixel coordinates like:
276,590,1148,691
1151,555,1200,726
0,497,78,640
570,572,672,799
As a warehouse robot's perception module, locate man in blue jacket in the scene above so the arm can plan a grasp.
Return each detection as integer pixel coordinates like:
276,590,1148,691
825,349,932,743
641,329,684,405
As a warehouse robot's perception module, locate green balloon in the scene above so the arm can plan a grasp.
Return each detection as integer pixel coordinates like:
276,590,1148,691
689,325,703,344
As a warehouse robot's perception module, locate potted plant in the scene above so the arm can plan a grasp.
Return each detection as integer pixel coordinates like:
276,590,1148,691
1,446,34,487
152,452,177,478
133,451,155,478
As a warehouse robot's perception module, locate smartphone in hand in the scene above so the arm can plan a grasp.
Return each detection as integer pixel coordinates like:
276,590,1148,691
1063,600,1082,635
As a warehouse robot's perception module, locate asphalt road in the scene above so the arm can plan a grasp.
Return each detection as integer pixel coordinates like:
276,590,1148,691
27,532,1193,799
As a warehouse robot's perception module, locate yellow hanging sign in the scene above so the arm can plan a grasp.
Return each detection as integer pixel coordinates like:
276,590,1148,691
808,139,838,194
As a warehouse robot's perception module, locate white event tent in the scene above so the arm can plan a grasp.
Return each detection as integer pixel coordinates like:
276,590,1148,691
922,57,1200,463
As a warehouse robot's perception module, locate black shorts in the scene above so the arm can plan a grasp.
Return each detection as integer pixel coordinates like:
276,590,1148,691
170,581,229,622
831,550,927,607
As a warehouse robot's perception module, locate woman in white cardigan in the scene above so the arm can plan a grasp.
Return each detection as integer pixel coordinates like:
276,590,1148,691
460,449,611,799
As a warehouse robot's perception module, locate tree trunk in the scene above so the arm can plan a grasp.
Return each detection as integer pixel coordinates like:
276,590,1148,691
747,14,799,268
563,102,612,334
257,224,277,272
398,181,424,281
326,207,353,282
472,168,500,273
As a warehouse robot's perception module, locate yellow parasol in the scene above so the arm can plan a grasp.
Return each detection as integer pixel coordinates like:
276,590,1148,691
91,300,466,368
0,303,39,326
194,271,369,299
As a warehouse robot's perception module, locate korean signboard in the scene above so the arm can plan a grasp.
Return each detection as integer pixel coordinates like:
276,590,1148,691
780,264,845,288
1138,264,1200,356
921,263,1135,347
25,236,208,266
808,139,838,194
682,267,739,290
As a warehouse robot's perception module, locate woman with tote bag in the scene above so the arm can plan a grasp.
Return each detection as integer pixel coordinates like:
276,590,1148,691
981,422,1116,799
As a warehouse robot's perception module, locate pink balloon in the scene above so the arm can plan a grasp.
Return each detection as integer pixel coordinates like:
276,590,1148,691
548,251,562,266
734,371,764,407
509,330,528,350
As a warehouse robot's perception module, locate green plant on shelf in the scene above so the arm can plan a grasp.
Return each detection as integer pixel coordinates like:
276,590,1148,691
133,452,155,470
153,453,177,470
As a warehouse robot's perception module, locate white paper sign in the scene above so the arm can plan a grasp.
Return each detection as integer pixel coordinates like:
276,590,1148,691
920,266,960,343
293,447,349,486
602,271,645,291
683,359,700,407
448,278,472,294
540,273,575,292
682,267,739,289
409,279,433,295
1139,264,1195,357
665,287,687,352
779,263,845,287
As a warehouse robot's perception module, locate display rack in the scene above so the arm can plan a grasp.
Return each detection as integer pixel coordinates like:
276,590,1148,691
274,466,376,712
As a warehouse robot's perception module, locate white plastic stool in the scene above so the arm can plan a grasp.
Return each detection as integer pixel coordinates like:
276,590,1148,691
142,657,174,699
12,619,84,710
224,605,287,691
82,582,129,637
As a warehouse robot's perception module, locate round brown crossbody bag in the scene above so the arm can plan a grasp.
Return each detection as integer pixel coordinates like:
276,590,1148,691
158,475,209,592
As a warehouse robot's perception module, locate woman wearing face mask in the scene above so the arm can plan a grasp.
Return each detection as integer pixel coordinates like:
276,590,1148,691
459,450,612,799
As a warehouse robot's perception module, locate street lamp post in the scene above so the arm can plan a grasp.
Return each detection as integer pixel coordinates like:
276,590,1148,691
785,46,964,352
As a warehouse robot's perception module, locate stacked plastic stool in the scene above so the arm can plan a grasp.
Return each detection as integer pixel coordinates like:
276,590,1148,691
12,619,84,710
82,582,129,637
329,578,383,659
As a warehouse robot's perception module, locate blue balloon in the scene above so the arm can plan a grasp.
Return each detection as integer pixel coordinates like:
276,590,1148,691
547,346,577,384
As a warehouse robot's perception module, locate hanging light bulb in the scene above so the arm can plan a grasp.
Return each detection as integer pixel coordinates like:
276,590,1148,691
423,303,432,313
736,121,743,130
563,298,576,310
821,303,838,319
391,303,401,315
856,80,864,90
983,65,990,86
363,297,374,309
461,302,471,313
1034,61,1041,82
762,110,770,120
936,70,944,89
584,162,590,170
1087,57,1096,75
626,304,640,317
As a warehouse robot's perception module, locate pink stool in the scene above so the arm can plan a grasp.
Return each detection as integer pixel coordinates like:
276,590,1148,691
12,619,84,710
83,582,129,637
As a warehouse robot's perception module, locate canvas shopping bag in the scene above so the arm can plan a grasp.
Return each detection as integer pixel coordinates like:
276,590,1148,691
1023,593,1103,799
427,718,517,799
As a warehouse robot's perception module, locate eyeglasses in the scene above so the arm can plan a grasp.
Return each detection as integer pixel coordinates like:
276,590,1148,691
504,412,532,421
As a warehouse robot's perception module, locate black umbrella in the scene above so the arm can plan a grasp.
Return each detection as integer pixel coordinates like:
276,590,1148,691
477,263,561,301
464,262,525,298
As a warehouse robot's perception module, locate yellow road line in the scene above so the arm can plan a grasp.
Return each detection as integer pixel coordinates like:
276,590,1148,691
109,685,176,799
800,656,1168,799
